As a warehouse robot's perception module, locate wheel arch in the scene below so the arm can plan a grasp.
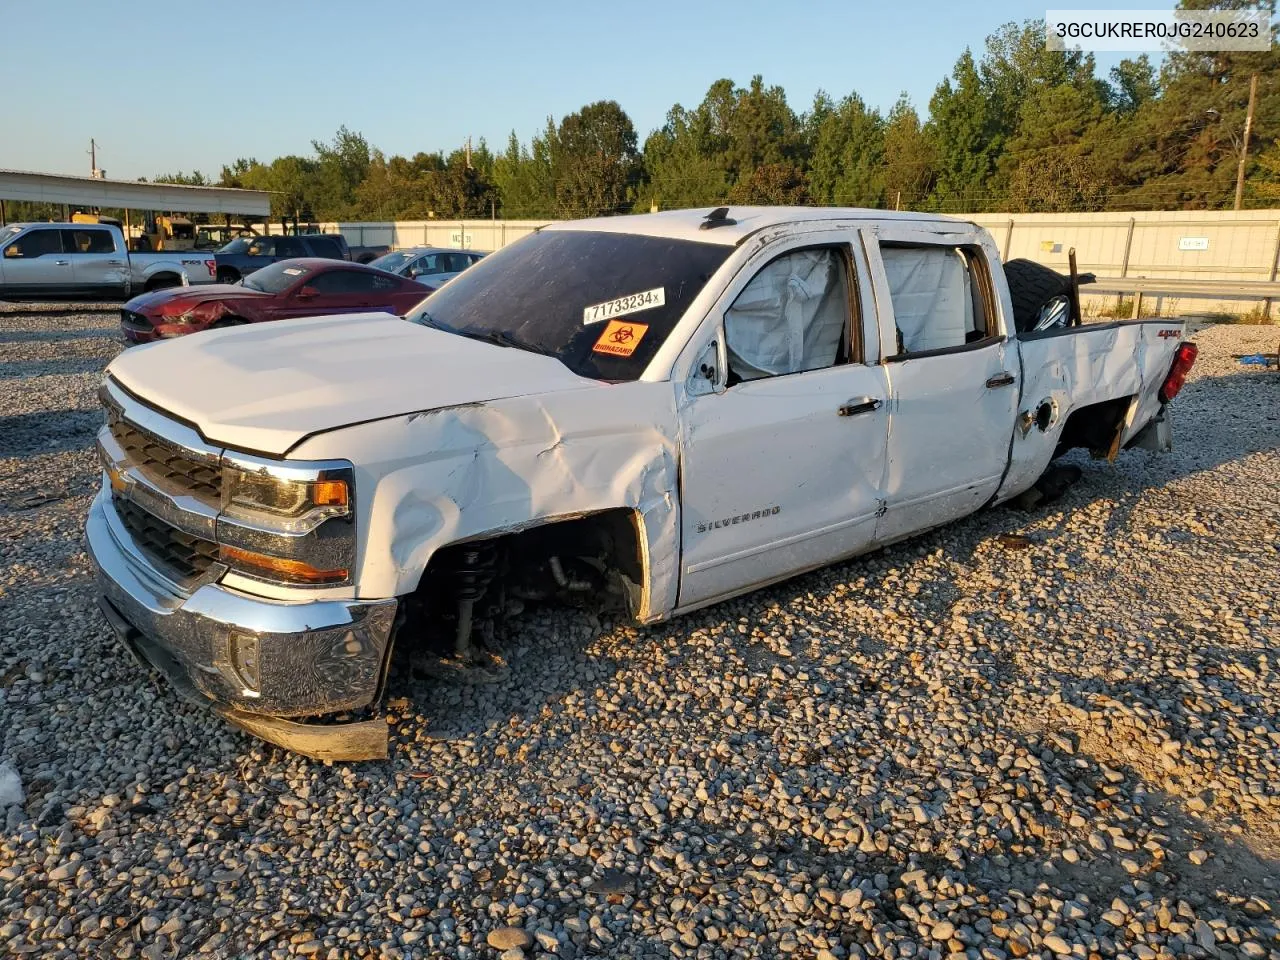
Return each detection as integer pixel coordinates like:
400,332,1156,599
142,269,185,291
413,506,653,621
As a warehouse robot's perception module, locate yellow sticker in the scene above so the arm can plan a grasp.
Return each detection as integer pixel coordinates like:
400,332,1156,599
592,319,648,357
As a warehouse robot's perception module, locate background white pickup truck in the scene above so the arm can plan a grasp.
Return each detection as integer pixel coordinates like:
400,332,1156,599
87,207,1196,759
0,222,214,300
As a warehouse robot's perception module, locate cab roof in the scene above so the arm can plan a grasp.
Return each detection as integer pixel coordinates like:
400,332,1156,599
542,206,973,246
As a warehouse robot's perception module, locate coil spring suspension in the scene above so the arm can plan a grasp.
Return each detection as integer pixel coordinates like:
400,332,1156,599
446,543,498,658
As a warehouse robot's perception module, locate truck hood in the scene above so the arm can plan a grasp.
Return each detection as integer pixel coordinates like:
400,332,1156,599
107,313,602,455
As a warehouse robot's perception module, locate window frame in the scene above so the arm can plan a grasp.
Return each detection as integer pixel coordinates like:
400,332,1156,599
309,269,379,295
720,242,863,387
62,228,116,255
877,240,1003,362
412,254,442,276
275,236,308,259
4,227,65,259
305,236,342,259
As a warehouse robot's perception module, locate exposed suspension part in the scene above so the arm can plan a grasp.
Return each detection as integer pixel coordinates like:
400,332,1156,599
445,542,498,659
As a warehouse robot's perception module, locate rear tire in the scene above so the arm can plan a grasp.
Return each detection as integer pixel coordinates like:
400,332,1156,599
211,318,245,330
216,269,240,285
144,275,182,292
1004,259,1072,333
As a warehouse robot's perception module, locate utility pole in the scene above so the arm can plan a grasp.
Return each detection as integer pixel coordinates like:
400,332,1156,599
466,136,472,170
90,138,96,175
1233,73,1258,211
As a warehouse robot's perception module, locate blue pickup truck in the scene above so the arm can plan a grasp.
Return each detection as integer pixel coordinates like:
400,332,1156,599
214,234,349,284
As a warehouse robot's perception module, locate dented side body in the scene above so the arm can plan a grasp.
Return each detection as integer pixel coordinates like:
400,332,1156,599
288,383,682,619
85,207,1190,759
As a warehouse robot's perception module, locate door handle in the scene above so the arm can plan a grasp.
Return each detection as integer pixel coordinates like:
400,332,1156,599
106,259,125,265
54,260,70,266
837,397,883,417
986,372,1017,388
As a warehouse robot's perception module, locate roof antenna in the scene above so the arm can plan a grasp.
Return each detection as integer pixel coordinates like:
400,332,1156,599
699,207,736,230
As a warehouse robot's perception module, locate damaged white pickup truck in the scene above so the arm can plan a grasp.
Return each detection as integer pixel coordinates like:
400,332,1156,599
87,207,1198,760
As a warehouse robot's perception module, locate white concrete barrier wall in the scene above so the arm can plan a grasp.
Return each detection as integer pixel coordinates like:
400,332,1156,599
277,210,1280,316
969,210,1280,317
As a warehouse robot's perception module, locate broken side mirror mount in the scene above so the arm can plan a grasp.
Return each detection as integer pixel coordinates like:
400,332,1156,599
686,338,722,397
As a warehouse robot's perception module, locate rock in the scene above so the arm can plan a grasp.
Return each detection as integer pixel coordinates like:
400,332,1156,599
932,922,956,942
1188,849,1209,865
1194,919,1216,951
47,862,76,881
0,762,24,810
1043,935,1072,955
488,927,534,951
588,868,636,896
534,929,561,952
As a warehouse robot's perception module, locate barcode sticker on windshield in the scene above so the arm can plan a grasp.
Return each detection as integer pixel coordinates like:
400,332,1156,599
583,287,665,325
282,268,304,275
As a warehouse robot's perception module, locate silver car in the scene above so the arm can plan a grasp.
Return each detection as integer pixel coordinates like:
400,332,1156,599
367,247,485,287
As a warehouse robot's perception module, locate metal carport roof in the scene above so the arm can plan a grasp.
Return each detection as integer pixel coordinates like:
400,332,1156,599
0,169,270,217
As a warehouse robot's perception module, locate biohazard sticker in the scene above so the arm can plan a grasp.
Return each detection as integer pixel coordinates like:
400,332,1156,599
592,319,649,357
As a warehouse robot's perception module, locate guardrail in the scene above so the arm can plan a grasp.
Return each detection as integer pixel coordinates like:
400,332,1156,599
1084,277,1280,318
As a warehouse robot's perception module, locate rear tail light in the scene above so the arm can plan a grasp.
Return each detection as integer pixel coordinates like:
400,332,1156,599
1159,341,1198,403
204,260,216,277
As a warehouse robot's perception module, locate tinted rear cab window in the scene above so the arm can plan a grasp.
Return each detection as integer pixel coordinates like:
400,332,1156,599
408,230,732,381
306,236,345,259
62,229,116,254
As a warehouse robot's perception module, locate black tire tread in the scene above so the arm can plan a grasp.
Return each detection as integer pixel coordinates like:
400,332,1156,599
1004,258,1072,333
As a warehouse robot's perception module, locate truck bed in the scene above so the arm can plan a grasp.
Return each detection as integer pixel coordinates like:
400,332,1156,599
998,318,1187,501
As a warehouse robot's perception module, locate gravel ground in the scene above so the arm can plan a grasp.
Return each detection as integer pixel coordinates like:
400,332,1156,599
1,311,1277,960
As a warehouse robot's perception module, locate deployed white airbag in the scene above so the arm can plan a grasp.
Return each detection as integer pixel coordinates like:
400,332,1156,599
725,249,846,380
881,246,974,353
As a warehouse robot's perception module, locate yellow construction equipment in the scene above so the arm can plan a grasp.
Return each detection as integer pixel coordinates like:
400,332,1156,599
139,215,197,252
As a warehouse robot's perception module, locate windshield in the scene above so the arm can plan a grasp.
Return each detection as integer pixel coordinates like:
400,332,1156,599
242,261,310,294
406,231,731,381
0,225,21,246
218,237,250,254
368,250,415,274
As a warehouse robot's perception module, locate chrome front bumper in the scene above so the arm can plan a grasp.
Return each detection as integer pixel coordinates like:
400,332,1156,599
86,489,397,760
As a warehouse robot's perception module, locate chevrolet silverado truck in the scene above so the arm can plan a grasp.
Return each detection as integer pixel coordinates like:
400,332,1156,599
0,222,215,301
86,207,1197,760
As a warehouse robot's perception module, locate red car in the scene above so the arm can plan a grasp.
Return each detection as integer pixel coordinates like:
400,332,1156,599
120,258,432,344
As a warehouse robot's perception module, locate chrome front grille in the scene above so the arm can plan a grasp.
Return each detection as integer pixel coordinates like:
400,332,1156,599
106,408,222,506
112,495,219,580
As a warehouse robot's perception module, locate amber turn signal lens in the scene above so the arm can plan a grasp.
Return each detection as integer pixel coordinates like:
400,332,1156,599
312,480,349,507
219,544,348,584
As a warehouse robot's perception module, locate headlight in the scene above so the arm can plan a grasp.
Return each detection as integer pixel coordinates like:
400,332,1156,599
215,456,356,587
221,465,351,534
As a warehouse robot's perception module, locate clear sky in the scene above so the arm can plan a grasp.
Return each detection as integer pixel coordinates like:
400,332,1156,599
0,0,1152,181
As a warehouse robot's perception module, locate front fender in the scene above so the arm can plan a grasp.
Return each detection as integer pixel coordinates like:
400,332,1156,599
289,382,682,621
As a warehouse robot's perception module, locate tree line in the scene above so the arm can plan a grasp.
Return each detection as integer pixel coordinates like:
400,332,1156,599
7,10,1279,224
